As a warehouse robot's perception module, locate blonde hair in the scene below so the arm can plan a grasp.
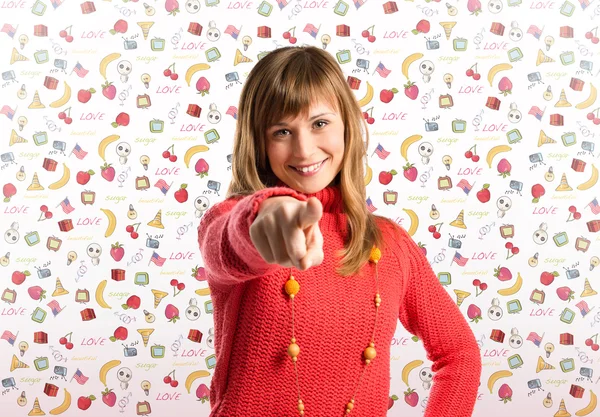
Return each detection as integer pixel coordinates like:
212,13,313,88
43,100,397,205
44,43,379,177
227,45,401,276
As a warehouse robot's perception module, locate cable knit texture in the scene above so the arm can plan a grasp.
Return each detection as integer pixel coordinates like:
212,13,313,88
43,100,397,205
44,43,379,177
197,180,481,417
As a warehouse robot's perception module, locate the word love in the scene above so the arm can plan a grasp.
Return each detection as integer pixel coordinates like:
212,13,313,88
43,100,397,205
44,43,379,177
482,348,509,357
471,251,497,260
482,41,508,51
0,0,26,8
532,206,558,215
227,0,253,8
156,85,182,94
81,30,107,39
302,0,328,8
381,112,408,121
77,217,103,226
530,307,555,316
458,85,484,94
530,0,555,9
80,112,106,121
481,123,508,132
4,205,29,214
457,167,483,175
169,251,195,261
81,337,107,346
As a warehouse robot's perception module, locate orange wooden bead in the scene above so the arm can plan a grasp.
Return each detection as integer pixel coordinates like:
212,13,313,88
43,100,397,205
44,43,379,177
369,246,381,263
285,276,299,297
297,399,305,414
288,340,300,360
374,294,381,304
364,345,376,363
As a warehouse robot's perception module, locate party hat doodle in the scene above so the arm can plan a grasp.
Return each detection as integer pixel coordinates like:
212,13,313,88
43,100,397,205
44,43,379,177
538,130,556,147
27,397,44,416
27,172,44,191
151,289,168,308
450,209,467,228
10,47,29,64
137,328,155,347
137,22,154,40
52,277,69,296
28,90,45,109
9,129,27,146
10,354,29,371
555,89,571,107
554,398,569,417
439,22,456,40
453,289,471,307
147,209,164,228
581,278,597,297
555,173,572,191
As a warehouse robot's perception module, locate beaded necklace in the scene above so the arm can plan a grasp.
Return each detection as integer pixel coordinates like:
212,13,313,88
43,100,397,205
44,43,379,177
283,245,382,415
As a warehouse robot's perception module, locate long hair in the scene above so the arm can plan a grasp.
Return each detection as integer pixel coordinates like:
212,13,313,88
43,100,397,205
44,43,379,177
226,45,401,277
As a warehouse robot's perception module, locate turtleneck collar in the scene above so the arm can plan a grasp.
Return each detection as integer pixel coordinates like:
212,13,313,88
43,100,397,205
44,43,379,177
275,179,344,213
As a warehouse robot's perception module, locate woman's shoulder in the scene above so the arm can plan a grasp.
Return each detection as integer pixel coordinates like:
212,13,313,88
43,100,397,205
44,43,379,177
370,216,407,260
375,216,407,241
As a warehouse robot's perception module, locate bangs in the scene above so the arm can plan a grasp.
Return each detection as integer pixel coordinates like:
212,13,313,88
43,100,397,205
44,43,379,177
261,57,341,130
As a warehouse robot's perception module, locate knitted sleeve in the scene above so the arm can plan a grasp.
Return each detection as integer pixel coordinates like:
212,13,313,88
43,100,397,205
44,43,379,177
395,225,482,417
197,186,309,290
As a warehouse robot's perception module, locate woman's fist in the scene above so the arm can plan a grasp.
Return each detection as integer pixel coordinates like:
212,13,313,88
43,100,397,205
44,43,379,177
250,196,324,271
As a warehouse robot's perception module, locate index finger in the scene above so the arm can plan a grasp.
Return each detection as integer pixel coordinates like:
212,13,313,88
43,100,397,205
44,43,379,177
298,221,323,270
282,225,307,269
297,197,323,230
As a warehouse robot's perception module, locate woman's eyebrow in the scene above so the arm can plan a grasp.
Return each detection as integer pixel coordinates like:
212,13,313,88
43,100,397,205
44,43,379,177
272,112,336,127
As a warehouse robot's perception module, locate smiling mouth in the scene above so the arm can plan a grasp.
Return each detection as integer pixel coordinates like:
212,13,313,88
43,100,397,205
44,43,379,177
289,158,328,171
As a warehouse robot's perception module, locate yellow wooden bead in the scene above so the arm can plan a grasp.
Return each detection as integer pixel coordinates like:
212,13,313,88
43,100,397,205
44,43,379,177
288,341,300,359
285,276,299,296
297,399,305,413
369,246,381,263
346,399,355,413
364,346,376,361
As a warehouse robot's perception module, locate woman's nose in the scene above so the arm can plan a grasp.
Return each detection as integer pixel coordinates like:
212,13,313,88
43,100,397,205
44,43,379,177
291,129,317,157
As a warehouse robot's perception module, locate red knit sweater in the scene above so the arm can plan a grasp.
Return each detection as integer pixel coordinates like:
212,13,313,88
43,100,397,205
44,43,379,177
197,181,481,417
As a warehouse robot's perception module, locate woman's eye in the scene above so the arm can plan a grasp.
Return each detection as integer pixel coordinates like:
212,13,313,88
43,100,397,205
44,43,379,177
274,121,328,137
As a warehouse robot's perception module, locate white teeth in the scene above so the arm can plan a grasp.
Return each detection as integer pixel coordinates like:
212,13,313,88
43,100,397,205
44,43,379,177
293,159,325,172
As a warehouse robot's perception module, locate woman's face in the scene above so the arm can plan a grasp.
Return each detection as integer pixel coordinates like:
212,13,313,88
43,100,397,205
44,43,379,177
265,99,344,194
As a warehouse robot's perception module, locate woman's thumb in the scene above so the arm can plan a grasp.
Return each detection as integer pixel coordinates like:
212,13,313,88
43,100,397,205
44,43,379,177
297,197,323,229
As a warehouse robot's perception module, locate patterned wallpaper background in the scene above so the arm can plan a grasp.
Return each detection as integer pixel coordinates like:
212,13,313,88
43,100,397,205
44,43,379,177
1,0,600,416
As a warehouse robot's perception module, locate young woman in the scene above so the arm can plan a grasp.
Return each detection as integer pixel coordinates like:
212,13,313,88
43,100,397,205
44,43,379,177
198,45,481,417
